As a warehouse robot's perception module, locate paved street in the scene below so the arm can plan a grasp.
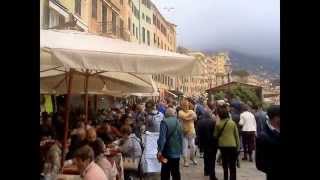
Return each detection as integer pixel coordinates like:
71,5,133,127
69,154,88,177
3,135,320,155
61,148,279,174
144,153,265,180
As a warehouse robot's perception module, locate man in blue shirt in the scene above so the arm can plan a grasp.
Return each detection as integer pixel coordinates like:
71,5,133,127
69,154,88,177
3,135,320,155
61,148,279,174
157,108,183,180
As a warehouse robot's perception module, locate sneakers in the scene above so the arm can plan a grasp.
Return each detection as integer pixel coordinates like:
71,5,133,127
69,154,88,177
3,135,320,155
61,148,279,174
183,157,189,167
191,159,198,165
184,160,189,167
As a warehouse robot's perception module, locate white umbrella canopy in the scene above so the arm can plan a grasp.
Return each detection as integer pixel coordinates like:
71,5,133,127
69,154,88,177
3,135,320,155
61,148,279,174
40,69,157,96
40,29,203,76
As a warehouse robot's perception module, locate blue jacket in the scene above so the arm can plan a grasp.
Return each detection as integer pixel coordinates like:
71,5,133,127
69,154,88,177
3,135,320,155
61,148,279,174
157,117,183,159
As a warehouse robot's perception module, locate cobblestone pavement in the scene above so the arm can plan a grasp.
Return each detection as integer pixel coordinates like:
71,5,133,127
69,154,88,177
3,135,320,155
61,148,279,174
143,153,266,180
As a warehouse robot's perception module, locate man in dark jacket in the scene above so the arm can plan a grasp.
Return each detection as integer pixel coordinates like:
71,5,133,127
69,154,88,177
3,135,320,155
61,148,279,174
197,110,218,180
255,105,280,180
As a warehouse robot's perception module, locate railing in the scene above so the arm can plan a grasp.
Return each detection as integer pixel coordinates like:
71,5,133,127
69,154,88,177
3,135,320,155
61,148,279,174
96,21,131,41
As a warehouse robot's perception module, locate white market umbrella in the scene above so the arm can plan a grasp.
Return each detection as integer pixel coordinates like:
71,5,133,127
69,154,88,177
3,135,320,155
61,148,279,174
40,29,202,166
40,29,203,76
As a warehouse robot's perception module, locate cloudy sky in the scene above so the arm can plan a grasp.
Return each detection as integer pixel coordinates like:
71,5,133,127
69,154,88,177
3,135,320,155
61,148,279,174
152,0,280,60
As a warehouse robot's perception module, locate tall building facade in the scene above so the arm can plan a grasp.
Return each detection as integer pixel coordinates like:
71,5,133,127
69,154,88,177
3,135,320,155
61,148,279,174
40,0,178,99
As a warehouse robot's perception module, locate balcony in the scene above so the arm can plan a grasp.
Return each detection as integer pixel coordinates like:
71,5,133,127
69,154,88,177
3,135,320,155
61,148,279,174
96,21,131,41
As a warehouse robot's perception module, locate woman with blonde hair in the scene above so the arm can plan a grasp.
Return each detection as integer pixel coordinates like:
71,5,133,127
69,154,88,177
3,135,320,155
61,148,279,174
178,100,197,167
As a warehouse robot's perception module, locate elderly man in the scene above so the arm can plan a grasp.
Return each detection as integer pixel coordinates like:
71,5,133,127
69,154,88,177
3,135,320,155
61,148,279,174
157,108,183,180
74,145,108,180
178,100,197,167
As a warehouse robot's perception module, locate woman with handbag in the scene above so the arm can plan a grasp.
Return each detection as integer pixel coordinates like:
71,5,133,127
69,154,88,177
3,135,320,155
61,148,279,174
214,104,240,180
118,125,143,180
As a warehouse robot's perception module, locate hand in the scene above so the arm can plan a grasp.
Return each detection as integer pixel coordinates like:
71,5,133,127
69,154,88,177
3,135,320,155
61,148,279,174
157,152,162,159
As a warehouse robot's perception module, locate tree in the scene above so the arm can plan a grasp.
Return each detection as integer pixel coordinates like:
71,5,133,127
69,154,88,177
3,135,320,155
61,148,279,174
232,70,250,77
226,86,261,107
214,91,225,100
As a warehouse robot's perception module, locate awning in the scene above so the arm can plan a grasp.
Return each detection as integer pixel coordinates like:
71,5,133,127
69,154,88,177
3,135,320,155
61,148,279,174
40,70,157,96
40,29,203,76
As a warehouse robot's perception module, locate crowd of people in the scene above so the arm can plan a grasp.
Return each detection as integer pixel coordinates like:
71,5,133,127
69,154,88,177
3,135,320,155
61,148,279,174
40,96,280,180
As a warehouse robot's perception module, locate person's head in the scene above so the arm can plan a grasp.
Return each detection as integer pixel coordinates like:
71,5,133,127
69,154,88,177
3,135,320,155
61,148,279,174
145,100,156,112
136,104,144,112
77,128,87,141
120,125,132,139
267,105,280,131
43,115,52,127
86,128,97,142
74,145,95,173
76,121,85,129
216,104,230,120
165,108,177,118
241,104,249,112
180,100,189,111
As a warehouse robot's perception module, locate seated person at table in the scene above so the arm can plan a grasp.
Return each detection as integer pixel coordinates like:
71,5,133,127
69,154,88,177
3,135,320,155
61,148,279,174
111,109,123,130
97,120,119,145
87,128,105,153
118,125,142,158
66,128,88,160
92,138,117,180
74,145,108,180
41,138,63,179
40,113,56,140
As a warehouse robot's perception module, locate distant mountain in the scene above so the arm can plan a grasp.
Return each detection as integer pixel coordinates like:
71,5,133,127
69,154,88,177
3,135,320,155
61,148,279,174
204,49,280,79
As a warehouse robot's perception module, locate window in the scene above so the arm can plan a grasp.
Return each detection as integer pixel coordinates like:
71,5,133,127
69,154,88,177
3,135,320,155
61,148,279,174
154,34,156,44
133,23,135,35
112,12,117,35
120,0,123,5
128,18,131,32
153,15,156,25
92,0,97,18
102,5,107,33
142,27,145,43
75,0,81,16
136,27,138,38
120,19,124,38
147,30,150,46
157,37,160,47
146,16,151,24
142,13,145,19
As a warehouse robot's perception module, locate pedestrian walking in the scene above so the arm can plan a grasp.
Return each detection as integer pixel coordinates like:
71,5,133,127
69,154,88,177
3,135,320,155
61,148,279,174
145,100,164,133
178,99,198,167
157,108,183,180
197,109,218,180
255,105,280,180
239,104,257,162
252,105,268,136
214,104,240,180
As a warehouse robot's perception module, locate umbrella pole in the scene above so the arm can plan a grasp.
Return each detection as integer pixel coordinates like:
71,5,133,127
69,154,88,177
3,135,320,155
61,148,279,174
61,69,74,168
84,71,89,126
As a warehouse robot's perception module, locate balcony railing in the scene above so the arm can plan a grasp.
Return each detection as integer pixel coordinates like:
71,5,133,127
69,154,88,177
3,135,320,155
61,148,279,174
96,21,131,41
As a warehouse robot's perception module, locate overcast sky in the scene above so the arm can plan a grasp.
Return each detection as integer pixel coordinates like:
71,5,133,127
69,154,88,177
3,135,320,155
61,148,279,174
152,0,280,60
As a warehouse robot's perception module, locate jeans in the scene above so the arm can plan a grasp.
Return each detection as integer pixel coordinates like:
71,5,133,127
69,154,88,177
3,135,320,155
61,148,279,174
220,147,238,180
203,148,217,180
161,158,181,180
182,134,196,158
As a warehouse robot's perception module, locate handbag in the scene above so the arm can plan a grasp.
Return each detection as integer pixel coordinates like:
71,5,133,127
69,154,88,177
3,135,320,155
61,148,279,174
213,119,229,148
122,137,144,171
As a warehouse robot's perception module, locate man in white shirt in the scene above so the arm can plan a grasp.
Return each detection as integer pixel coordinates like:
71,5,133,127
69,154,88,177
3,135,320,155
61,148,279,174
239,104,257,162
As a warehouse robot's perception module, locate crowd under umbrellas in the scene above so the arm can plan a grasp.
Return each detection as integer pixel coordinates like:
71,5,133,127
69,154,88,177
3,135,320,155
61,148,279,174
40,29,280,180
